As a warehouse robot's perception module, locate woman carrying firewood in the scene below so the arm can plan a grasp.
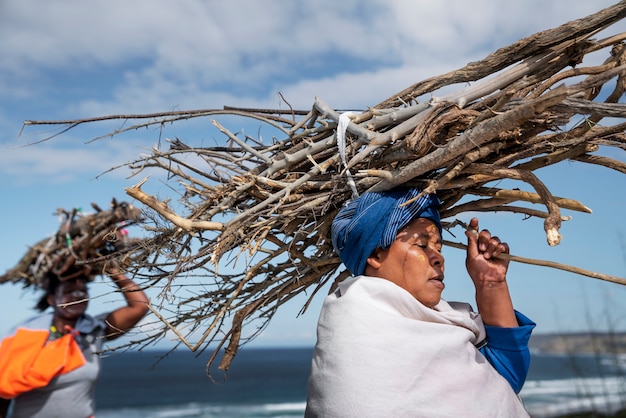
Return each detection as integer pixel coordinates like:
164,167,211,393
305,187,536,417
0,264,149,418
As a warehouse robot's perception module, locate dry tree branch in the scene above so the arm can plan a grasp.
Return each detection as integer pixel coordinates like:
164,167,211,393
443,239,626,286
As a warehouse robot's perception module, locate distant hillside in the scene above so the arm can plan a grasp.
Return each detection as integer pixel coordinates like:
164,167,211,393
529,332,626,354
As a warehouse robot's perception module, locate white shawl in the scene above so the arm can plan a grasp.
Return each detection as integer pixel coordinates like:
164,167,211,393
305,276,530,418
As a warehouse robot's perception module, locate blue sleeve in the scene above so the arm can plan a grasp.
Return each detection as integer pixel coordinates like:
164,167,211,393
479,311,536,394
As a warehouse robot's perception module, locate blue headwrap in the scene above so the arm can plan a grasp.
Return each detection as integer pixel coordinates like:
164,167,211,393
331,188,442,276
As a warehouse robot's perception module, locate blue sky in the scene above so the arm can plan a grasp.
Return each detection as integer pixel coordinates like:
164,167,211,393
1,0,625,351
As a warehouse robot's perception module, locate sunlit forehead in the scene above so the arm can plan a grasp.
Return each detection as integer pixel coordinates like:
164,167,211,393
397,218,442,243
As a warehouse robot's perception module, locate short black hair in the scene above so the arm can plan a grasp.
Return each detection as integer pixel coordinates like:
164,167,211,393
35,272,61,312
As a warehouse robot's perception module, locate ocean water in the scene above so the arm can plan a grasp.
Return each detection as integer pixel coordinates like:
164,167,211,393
520,353,626,417
96,348,310,418
95,348,626,418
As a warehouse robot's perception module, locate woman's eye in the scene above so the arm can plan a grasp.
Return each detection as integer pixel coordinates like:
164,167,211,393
415,243,442,252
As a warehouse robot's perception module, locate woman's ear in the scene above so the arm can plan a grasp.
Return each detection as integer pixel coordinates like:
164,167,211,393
366,248,385,270
47,294,55,308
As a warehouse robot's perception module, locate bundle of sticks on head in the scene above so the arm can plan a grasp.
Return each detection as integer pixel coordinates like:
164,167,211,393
20,2,626,370
0,198,144,289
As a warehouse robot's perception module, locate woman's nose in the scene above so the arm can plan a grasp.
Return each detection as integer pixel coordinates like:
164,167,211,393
429,248,444,266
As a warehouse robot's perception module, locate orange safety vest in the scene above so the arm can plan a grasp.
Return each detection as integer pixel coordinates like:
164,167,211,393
0,327,86,399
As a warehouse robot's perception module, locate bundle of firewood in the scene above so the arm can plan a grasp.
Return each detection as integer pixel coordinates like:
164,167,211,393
0,198,143,288
18,2,626,371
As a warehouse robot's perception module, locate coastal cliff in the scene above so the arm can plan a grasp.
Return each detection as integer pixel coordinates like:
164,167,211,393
530,332,626,355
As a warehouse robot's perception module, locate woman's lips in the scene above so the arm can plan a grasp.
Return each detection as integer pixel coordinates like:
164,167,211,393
429,275,445,289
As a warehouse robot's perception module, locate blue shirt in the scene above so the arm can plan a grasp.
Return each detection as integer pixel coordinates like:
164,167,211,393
480,310,536,393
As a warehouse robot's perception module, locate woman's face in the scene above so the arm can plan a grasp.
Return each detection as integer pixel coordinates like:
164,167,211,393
366,218,445,308
49,278,89,320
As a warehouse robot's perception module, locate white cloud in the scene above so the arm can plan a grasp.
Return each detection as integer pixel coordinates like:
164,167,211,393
2,0,621,116
1,134,142,184
0,0,622,187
